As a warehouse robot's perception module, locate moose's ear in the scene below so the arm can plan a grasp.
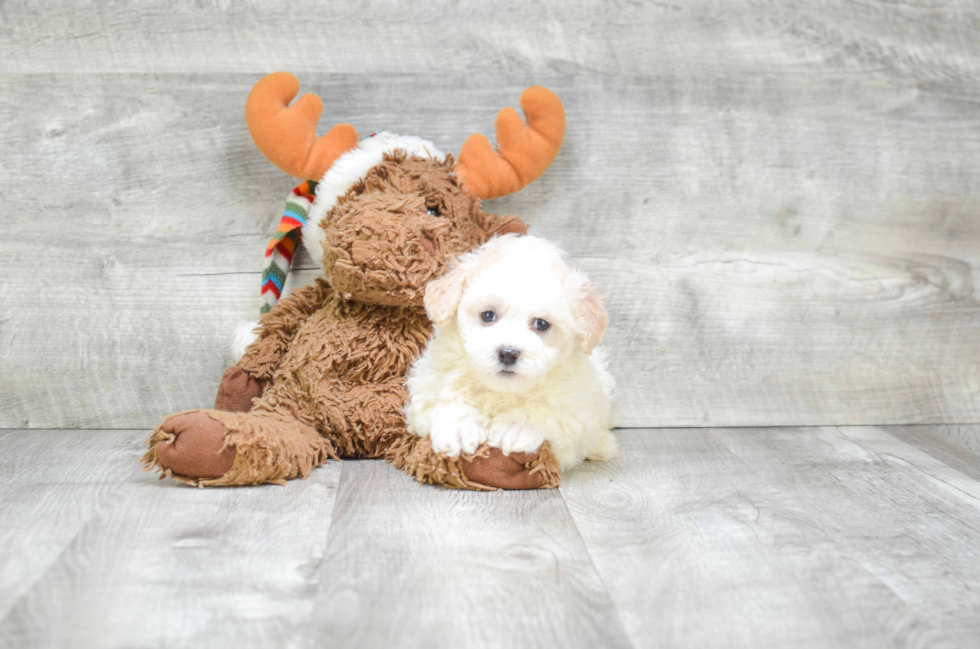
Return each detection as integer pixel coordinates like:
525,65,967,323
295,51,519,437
424,261,469,327
485,214,528,241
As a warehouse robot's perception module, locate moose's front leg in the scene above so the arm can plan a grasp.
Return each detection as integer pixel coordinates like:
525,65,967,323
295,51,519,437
462,444,560,490
237,278,335,381
387,433,560,491
389,405,560,491
211,278,336,413
461,411,561,489
143,405,335,487
214,366,266,412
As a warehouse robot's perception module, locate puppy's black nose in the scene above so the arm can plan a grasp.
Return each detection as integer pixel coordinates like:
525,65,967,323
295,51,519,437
497,347,521,366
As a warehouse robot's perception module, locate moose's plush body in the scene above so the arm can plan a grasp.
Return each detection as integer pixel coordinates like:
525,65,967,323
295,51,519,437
143,73,566,490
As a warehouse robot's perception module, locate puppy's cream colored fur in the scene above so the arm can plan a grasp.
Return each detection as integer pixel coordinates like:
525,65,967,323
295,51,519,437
405,235,616,471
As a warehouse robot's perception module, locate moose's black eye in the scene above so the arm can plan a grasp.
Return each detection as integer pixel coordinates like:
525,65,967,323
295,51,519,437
427,205,440,216
481,310,496,324
532,318,550,332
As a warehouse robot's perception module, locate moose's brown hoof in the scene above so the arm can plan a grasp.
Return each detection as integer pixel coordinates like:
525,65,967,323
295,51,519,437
156,412,236,479
463,448,546,490
214,366,266,412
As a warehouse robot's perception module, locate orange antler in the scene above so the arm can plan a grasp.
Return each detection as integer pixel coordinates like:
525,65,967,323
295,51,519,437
245,72,359,180
455,86,565,199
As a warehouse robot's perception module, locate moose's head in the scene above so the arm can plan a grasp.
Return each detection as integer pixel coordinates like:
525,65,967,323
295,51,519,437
245,72,565,308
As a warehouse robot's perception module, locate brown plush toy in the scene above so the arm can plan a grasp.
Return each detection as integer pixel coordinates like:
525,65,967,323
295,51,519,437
142,72,566,490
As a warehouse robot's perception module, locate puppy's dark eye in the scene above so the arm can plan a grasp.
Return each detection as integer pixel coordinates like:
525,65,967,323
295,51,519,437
426,205,440,216
532,318,550,332
481,310,496,324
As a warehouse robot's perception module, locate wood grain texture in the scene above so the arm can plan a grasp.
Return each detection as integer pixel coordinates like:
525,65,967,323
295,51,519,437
719,426,980,647
3,426,980,648
3,0,980,79
0,438,342,648
885,424,980,483
309,459,631,649
0,429,137,622
3,68,979,428
3,2,980,429
560,427,980,648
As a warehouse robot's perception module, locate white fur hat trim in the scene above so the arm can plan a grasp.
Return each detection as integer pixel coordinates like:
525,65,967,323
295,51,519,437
231,320,260,361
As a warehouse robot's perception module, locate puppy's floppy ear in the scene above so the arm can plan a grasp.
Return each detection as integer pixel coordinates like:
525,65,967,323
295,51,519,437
424,260,468,327
572,279,608,354
485,214,528,241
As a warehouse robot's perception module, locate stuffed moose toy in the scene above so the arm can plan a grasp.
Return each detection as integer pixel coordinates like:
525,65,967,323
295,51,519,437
143,72,566,490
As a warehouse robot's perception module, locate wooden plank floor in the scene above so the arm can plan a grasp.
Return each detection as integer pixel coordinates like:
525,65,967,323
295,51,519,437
2,426,979,648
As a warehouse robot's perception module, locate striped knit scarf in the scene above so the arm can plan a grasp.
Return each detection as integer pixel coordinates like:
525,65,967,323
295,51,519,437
260,180,317,314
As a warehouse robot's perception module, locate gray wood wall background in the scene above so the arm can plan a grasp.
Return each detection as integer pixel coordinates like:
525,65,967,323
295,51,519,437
2,0,979,430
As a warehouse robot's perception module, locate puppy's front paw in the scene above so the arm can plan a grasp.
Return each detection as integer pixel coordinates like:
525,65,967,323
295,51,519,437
429,405,488,458
488,417,544,456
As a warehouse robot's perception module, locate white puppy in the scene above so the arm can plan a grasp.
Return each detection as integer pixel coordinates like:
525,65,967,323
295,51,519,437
404,235,616,472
